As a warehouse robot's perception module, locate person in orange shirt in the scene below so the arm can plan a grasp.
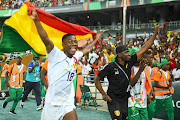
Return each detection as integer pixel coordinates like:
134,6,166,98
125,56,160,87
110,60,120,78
151,62,159,82
40,56,46,97
40,59,49,107
154,59,174,120
77,63,82,75
40,57,46,67
92,59,100,75
40,59,49,97
1,59,10,90
2,54,26,115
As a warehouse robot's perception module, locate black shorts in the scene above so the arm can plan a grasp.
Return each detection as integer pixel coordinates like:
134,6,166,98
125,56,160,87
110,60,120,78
107,100,128,120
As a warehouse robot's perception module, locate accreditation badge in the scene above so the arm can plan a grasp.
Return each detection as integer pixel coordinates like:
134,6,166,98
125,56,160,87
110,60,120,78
135,93,141,102
33,73,36,77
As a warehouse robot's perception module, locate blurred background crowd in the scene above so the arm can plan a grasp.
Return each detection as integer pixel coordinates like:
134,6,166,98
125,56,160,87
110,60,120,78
0,0,106,10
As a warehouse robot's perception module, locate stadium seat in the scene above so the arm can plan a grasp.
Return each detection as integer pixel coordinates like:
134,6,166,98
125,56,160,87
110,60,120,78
79,85,97,110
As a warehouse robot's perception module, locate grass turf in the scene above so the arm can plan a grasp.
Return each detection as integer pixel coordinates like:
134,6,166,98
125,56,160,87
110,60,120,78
0,99,111,120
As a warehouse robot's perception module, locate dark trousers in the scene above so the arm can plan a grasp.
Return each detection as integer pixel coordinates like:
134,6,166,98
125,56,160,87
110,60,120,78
107,100,128,120
22,81,41,106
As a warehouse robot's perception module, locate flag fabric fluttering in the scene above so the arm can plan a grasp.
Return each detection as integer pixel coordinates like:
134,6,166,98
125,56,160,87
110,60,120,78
0,2,96,55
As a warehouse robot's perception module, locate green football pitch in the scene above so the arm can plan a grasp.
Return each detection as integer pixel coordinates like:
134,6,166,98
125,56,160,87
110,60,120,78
0,99,111,120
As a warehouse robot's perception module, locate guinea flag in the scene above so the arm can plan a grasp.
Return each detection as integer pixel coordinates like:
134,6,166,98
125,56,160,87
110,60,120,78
0,1,96,55
114,110,120,116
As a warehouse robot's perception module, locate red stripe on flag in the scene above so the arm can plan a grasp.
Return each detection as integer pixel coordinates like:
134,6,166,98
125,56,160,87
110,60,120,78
25,1,96,35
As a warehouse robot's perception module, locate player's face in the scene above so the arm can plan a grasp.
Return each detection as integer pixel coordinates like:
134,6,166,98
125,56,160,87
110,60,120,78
63,35,78,57
120,50,131,62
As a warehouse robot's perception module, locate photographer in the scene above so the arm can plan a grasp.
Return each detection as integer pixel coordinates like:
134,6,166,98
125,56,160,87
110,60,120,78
20,55,42,111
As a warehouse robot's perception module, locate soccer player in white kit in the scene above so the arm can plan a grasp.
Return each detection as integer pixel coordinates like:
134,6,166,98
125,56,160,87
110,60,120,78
28,8,101,120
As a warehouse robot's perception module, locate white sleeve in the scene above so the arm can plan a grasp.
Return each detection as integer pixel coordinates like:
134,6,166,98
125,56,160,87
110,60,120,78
172,69,175,76
95,53,99,59
87,65,92,71
46,46,63,62
73,51,83,61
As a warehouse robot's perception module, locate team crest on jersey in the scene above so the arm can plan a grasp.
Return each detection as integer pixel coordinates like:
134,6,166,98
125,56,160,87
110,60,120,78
114,110,120,116
74,64,77,70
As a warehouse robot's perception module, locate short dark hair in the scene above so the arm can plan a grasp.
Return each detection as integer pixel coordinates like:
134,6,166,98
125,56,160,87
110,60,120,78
116,45,128,54
62,33,75,42
33,55,39,60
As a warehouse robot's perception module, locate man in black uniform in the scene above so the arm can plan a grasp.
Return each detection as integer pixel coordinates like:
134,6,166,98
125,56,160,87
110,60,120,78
94,25,160,120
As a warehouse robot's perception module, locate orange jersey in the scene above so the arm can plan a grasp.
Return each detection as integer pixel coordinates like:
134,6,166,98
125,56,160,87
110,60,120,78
8,63,26,88
42,59,48,82
1,64,9,77
154,70,174,96
151,67,159,81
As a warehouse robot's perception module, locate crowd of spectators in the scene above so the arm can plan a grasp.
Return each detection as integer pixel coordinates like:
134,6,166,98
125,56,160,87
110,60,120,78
1,50,32,62
0,0,106,10
1,26,180,81
75,28,180,83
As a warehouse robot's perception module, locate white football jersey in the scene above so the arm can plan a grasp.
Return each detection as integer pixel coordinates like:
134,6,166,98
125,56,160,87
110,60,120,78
45,46,83,106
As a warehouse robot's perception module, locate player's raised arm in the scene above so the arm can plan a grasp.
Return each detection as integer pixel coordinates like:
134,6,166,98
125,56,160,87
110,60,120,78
81,33,101,56
136,25,160,61
28,8,54,54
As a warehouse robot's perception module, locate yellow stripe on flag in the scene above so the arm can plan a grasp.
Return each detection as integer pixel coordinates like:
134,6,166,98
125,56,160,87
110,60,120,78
5,4,92,55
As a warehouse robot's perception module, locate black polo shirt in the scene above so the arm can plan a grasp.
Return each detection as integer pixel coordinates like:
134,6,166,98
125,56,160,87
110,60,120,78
98,54,137,101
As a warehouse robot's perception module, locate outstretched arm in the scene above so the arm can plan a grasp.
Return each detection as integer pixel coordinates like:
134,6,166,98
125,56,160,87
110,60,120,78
130,60,146,86
28,8,54,54
94,76,112,102
136,25,160,61
81,34,101,56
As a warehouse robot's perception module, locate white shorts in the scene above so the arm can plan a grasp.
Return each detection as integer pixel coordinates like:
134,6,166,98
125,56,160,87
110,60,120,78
41,103,76,120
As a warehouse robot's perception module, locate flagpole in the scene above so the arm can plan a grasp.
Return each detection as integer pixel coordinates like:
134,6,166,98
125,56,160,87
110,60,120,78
123,0,127,45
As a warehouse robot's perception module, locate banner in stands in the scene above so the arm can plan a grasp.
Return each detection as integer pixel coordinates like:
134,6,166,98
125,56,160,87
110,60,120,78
154,81,180,120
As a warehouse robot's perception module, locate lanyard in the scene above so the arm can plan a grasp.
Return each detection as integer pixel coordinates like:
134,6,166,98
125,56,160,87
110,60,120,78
114,61,129,81
33,61,39,74
132,66,142,94
114,61,131,92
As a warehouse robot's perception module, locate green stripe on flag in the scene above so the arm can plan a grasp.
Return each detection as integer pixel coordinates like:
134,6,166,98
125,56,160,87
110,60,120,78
0,24,42,56
0,24,32,53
